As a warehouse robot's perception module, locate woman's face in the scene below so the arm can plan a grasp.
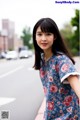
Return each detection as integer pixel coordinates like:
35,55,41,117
36,26,55,53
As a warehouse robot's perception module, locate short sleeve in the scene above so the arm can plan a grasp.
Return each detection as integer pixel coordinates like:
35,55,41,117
57,54,80,83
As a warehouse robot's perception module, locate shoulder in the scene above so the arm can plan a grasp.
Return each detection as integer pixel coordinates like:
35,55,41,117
56,52,72,64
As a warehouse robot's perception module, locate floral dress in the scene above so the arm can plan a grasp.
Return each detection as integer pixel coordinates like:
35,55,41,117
40,52,80,120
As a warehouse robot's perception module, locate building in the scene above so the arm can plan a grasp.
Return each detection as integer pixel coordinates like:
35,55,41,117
2,19,15,50
0,32,8,52
0,19,23,52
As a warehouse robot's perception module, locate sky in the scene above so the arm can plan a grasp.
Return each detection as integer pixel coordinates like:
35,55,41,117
0,0,80,37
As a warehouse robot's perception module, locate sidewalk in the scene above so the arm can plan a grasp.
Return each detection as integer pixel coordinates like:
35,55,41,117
35,98,46,120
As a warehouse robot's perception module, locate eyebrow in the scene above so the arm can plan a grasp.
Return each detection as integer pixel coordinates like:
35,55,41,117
36,31,42,33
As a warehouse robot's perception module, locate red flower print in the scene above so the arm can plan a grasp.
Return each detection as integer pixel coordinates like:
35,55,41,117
67,107,72,113
59,88,68,94
40,70,45,78
50,85,58,93
47,101,54,111
43,86,47,95
63,102,70,106
55,64,59,72
66,96,73,102
61,64,69,72
63,96,73,106
49,76,53,82
59,88,65,93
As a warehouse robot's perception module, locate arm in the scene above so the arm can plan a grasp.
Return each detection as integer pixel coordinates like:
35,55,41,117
68,75,80,105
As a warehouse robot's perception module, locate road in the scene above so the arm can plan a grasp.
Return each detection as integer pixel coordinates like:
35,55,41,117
0,56,44,120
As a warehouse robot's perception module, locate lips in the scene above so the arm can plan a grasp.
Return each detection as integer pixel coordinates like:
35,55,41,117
41,43,48,46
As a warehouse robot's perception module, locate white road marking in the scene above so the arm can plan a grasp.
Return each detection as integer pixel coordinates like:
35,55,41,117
28,67,34,70
0,66,23,78
0,97,16,106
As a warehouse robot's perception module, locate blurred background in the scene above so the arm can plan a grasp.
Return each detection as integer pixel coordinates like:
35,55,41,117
0,0,80,57
0,0,80,120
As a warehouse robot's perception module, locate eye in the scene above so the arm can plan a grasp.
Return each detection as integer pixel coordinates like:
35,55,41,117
36,33,42,36
46,33,52,36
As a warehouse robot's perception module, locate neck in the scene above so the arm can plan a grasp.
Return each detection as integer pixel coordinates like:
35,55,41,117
44,50,53,61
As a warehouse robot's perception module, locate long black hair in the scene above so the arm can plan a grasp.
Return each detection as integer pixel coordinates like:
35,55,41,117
32,18,75,70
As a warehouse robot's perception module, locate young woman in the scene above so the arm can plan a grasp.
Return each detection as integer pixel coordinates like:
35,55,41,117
32,18,80,120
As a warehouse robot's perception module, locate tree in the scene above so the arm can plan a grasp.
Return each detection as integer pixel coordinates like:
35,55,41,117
60,23,74,54
70,9,79,55
60,9,79,56
20,26,33,49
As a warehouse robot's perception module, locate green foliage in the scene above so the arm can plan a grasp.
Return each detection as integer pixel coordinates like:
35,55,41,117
70,9,79,56
60,23,74,53
71,9,79,28
60,9,79,56
20,26,33,49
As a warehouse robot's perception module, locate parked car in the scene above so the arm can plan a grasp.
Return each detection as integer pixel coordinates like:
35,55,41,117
28,50,33,57
5,51,18,60
0,52,6,59
19,50,29,59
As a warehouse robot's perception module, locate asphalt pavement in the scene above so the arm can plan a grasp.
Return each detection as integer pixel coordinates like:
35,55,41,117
0,57,44,120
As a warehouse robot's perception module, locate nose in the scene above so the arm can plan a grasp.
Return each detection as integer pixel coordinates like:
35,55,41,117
42,34,46,41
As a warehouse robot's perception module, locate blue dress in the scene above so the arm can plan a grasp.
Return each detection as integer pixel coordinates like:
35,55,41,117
40,52,80,120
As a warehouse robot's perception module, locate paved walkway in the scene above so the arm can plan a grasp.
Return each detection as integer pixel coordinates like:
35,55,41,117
35,56,80,120
35,98,45,120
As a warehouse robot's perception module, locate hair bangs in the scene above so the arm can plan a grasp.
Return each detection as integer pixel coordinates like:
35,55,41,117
39,20,55,33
